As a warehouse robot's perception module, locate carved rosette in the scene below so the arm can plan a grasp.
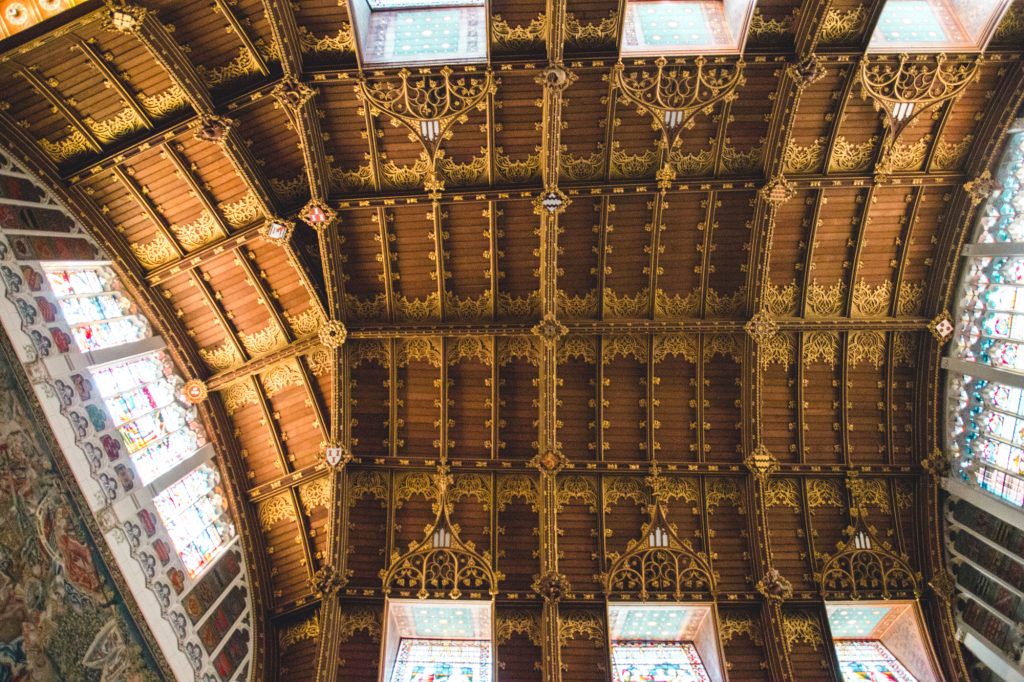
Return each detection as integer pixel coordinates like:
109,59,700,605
193,115,235,144
182,379,208,405
271,78,317,114
531,313,568,345
532,570,571,602
928,311,954,345
530,449,569,476
536,64,576,93
929,570,957,603
786,54,827,90
310,564,347,598
745,310,779,346
921,447,950,478
964,170,998,207
318,320,347,349
756,567,793,602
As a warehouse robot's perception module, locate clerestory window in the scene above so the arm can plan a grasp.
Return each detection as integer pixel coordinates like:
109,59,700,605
620,0,757,56
947,129,1024,508
382,600,493,682
827,603,941,682
153,464,235,579
350,0,486,67
868,0,1013,52
43,264,150,352
607,603,725,682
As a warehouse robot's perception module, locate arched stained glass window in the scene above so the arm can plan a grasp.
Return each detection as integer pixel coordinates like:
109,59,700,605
92,352,206,484
834,640,918,681
154,464,235,578
947,129,1024,508
43,264,150,351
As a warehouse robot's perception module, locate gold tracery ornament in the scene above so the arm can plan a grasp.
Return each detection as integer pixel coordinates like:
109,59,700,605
612,57,745,151
814,513,921,600
859,54,981,150
603,465,716,600
380,465,502,599
356,68,496,193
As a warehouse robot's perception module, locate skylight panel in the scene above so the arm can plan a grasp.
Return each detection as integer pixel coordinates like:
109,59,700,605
826,603,941,682
352,0,487,67
620,0,757,55
868,0,1013,52
382,600,494,682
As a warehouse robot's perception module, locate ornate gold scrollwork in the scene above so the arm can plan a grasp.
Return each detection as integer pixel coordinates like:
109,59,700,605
814,515,921,599
611,57,745,174
602,466,716,600
860,54,981,157
381,466,502,599
356,68,496,194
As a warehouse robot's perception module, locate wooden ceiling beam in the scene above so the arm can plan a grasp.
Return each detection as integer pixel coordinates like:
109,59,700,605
109,165,186,258
213,0,272,78
145,220,267,284
8,61,102,153
69,35,153,128
163,144,232,235
375,208,396,321
259,0,303,78
191,270,251,363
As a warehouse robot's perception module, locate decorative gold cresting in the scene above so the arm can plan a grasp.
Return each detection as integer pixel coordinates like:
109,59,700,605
815,512,921,599
603,464,717,600
380,464,503,599
612,57,746,153
860,54,981,157
356,68,496,195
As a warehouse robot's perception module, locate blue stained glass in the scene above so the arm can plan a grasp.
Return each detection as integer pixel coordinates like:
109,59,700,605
131,428,202,484
154,464,234,577
834,640,918,681
390,640,491,682
876,0,949,43
610,642,711,682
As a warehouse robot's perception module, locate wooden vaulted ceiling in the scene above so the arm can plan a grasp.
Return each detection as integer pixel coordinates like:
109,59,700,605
2,0,1024,679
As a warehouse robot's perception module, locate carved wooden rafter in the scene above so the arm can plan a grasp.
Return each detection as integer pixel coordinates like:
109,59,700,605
110,165,186,259
69,35,153,129
815,514,921,599
8,60,103,153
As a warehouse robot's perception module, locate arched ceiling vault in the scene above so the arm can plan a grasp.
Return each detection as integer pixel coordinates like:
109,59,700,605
1,0,1023,679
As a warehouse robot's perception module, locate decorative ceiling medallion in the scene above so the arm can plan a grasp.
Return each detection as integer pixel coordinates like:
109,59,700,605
318,320,347,349
535,189,569,215
260,218,294,242
182,379,208,405
928,311,954,344
963,169,998,206
745,443,779,483
744,310,779,346
530,313,568,343
786,54,827,90
321,440,352,469
530,449,568,476
532,570,571,602
271,78,317,113
755,567,793,602
104,1,147,33
193,114,234,144
300,199,336,228
758,174,796,208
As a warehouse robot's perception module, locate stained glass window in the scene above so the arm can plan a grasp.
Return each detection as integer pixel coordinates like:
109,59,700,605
610,642,712,682
620,0,755,55
834,640,918,682
868,0,1008,51
154,464,234,578
389,639,491,682
352,0,486,66
43,265,150,351
949,131,1024,508
92,352,205,484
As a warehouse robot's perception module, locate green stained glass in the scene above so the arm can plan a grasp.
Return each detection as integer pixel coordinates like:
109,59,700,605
876,0,950,43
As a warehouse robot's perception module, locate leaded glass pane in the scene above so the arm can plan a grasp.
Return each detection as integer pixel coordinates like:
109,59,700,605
363,5,485,65
389,639,491,682
154,464,234,577
43,265,151,351
976,132,1024,244
834,640,918,681
610,642,712,682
